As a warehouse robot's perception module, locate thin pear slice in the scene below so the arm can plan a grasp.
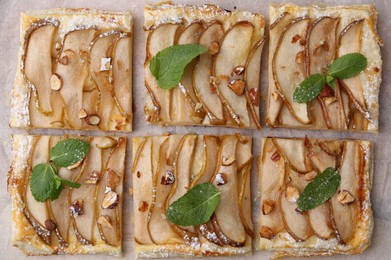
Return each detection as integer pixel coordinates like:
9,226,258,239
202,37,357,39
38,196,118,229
56,29,96,129
318,140,343,156
272,17,311,124
258,138,285,239
148,138,183,245
213,136,246,245
190,136,205,185
330,141,362,244
193,22,225,123
145,24,182,122
213,21,254,127
272,138,310,173
191,136,219,185
267,12,293,126
236,139,252,171
308,140,337,172
132,137,153,245
338,19,369,120
238,164,253,237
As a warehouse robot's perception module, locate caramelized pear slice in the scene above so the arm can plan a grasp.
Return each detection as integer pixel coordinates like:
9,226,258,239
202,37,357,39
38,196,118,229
236,139,252,171
272,138,310,173
193,22,225,123
258,138,285,239
213,136,246,245
213,21,254,126
238,164,254,237
308,140,337,172
190,136,205,185
272,17,310,124
318,140,343,156
191,136,219,185
338,20,369,119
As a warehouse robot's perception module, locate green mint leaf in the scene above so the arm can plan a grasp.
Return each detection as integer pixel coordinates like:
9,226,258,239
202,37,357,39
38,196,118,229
50,184,64,201
166,183,220,226
329,53,367,79
293,73,326,103
50,139,90,167
30,163,57,202
326,75,336,88
150,44,208,89
298,167,341,211
60,178,81,189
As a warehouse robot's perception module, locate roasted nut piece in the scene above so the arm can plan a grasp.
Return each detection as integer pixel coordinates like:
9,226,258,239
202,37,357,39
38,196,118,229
100,57,111,71
222,156,236,166
113,114,127,125
85,170,100,184
70,199,84,216
161,170,175,185
337,190,355,205
138,201,149,212
55,42,62,51
291,34,301,43
85,114,101,126
228,79,245,96
102,191,119,209
50,74,62,91
79,108,87,119
96,137,117,149
107,169,120,191
262,200,275,215
286,186,300,203
304,171,317,181
58,55,68,65
270,151,281,162
216,173,227,186
98,215,112,228
249,88,259,106
44,219,56,231
232,66,245,76
260,225,275,240
209,41,220,55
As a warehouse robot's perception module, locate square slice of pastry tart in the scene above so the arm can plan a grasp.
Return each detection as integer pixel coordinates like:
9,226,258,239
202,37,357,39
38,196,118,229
144,3,265,129
8,135,127,256
10,9,133,132
266,3,383,132
132,134,254,257
257,136,373,257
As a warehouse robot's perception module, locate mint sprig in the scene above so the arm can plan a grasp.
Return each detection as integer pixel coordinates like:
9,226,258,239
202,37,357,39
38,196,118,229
294,53,367,103
150,44,208,89
30,139,88,202
166,183,220,226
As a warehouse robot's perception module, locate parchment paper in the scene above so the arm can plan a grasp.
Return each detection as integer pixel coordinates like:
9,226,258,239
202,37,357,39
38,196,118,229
0,0,390,259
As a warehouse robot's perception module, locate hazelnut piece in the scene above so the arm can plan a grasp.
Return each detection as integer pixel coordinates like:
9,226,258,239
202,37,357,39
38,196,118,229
232,66,245,76
79,109,87,119
138,201,149,212
286,186,300,203
102,191,119,209
216,173,227,186
262,200,274,215
50,74,62,91
270,151,281,162
45,219,56,231
70,199,84,216
85,170,100,184
228,79,245,96
337,190,355,205
161,170,175,185
58,55,68,65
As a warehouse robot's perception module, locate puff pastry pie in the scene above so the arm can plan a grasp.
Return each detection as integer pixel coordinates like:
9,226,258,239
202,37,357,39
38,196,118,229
132,134,253,257
257,137,373,257
144,3,265,129
266,4,382,132
10,9,133,132
8,135,126,256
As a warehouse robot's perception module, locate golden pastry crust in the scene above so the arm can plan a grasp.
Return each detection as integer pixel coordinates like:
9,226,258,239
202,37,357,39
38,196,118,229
132,134,253,257
256,137,373,257
8,135,127,256
144,3,265,129
10,8,133,132
266,3,382,132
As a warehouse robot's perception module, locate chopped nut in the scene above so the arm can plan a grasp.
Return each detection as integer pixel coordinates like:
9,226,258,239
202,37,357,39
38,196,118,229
107,169,120,191
295,51,305,64
228,79,246,96
194,102,203,112
45,219,56,231
113,114,127,126
70,199,84,216
102,191,119,209
55,42,62,51
85,170,100,184
319,85,334,99
291,34,301,43
50,74,62,91
85,114,101,126
324,97,337,106
232,66,245,76
98,215,112,228
209,41,220,55
67,160,82,170
58,55,68,65
260,226,275,240
272,91,279,101
304,171,317,181
138,201,149,212
161,170,175,185
96,137,117,149
79,109,87,119
337,190,355,205
100,57,111,71
286,186,300,203
270,151,281,162
216,173,227,186
222,156,236,166
262,200,274,215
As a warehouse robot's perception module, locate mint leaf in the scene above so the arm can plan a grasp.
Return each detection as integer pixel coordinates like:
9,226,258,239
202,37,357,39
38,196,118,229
329,53,367,79
326,75,336,88
150,44,208,89
60,178,81,188
30,163,57,202
50,139,90,167
293,74,326,103
50,184,64,201
298,167,341,211
167,183,220,226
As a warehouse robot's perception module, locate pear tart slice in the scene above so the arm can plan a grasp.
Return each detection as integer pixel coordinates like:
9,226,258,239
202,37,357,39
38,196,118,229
8,135,127,256
132,134,253,257
266,4,382,132
144,3,265,129
257,137,373,257
10,9,133,132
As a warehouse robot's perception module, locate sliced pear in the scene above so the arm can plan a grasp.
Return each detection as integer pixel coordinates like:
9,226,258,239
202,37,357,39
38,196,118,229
190,136,205,185
193,22,225,123
212,136,246,245
191,136,219,185
56,29,96,129
308,140,337,172
258,138,285,239
272,17,311,124
213,21,254,127
318,140,343,156
236,139,252,171
145,24,182,122
339,20,368,119
238,164,254,237
272,138,310,173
